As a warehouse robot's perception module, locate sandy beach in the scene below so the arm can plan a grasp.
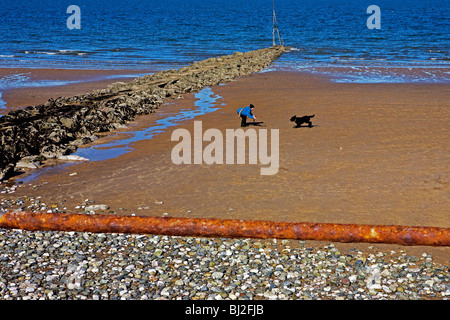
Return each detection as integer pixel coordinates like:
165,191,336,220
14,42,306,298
2,0,449,301
1,69,449,262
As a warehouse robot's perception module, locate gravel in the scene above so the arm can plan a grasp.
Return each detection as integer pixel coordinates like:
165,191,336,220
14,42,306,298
0,228,448,300
1,185,449,300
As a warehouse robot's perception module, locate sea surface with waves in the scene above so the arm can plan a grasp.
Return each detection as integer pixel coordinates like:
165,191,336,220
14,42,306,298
0,0,449,83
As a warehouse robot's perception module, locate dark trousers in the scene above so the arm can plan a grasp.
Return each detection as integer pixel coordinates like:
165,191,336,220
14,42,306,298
240,115,247,127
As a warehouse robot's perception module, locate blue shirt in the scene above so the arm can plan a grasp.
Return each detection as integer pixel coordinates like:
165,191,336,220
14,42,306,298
237,106,255,118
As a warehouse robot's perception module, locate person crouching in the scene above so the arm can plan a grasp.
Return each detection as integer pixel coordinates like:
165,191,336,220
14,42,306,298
237,104,256,127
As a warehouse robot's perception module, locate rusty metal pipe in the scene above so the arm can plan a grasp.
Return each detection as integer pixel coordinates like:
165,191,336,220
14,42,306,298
0,211,449,246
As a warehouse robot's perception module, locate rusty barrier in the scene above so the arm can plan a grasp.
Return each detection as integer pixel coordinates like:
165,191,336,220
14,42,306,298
0,211,449,246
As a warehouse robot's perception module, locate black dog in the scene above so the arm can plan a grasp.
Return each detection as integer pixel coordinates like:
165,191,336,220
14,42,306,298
290,114,315,128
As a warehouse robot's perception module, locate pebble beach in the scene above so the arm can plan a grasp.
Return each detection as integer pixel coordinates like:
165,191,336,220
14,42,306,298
0,228,448,300
1,186,449,300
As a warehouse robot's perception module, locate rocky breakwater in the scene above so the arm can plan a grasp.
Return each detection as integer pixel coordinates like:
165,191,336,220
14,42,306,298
0,46,289,180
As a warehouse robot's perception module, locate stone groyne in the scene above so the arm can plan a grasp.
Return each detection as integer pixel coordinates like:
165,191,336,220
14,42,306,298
0,46,289,180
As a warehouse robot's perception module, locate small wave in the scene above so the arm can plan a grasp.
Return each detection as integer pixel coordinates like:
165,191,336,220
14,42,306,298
20,49,91,56
58,50,91,56
0,72,81,90
21,50,55,55
0,73,32,89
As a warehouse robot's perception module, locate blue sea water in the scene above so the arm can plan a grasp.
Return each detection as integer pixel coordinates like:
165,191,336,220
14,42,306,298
0,0,449,83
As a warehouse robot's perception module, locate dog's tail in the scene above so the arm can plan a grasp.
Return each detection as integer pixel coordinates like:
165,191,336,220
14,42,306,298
309,114,315,118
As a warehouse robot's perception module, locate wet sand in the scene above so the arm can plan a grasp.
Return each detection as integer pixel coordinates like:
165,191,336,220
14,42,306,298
2,70,449,261
0,68,153,113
